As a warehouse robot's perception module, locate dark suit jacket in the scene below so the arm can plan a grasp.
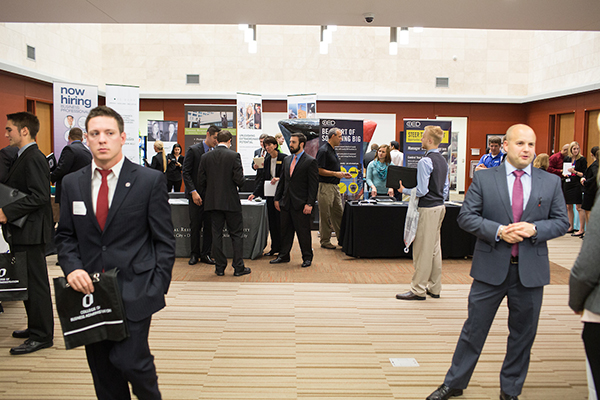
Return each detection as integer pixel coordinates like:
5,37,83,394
182,142,208,197
51,141,92,204
166,154,184,181
253,151,286,198
197,146,245,212
274,152,319,211
0,145,18,183
458,163,569,288
2,143,53,246
149,152,166,173
55,158,175,322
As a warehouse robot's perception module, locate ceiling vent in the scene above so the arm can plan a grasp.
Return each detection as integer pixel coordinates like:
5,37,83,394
186,74,200,85
27,45,36,61
436,77,449,88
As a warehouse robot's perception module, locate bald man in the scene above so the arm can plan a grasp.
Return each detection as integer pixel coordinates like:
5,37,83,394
427,125,569,400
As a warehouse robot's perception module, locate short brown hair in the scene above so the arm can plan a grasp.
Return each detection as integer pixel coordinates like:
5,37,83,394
263,136,277,147
68,127,84,141
7,112,40,139
488,136,502,145
217,130,233,143
85,106,124,133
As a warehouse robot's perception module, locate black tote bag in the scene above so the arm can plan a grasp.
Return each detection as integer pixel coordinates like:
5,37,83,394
54,268,129,350
0,252,28,301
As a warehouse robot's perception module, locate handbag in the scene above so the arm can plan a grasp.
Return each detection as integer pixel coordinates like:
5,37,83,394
54,268,129,350
0,252,28,301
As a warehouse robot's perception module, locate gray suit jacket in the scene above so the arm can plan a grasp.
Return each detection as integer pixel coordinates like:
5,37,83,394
569,190,600,314
458,164,569,288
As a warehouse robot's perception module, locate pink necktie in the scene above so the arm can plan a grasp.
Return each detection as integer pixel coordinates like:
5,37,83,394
96,169,111,231
290,155,298,176
511,170,525,257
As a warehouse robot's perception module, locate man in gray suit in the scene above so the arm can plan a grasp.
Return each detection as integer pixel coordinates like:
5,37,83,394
427,124,569,400
197,130,250,277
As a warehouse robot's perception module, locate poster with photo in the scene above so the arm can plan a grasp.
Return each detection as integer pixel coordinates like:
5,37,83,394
287,94,317,119
52,82,97,159
184,105,236,154
319,119,364,201
402,119,452,168
145,120,179,160
237,93,263,175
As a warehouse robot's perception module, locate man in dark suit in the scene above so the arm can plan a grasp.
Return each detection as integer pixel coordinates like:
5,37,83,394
51,127,92,206
1,112,54,355
272,132,319,268
197,130,250,277
427,124,569,400
182,125,220,265
0,144,18,182
56,106,175,400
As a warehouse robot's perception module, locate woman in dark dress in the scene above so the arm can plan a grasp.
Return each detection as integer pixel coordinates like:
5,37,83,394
166,143,184,192
564,141,587,236
580,146,599,238
247,136,286,257
148,140,167,174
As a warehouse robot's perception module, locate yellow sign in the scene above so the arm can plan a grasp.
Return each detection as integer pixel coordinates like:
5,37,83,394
339,182,347,193
348,166,359,178
405,129,450,144
348,182,359,194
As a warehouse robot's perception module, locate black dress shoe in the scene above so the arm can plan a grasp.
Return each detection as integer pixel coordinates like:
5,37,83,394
264,250,278,257
270,256,290,264
233,267,251,277
426,384,463,400
499,391,518,400
396,291,426,301
12,329,30,339
572,232,584,237
200,255,216,265
10,339,53,355
566,228,575,234
215,269,225,276
301,260,311,268
188,254,199,265
426,289,440,299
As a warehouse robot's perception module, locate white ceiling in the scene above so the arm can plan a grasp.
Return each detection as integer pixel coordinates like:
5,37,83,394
2,0,600,31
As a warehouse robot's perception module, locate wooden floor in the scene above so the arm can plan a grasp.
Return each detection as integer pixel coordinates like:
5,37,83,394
0,232,590,399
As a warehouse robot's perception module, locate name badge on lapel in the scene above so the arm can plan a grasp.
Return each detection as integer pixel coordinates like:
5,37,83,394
73,201,87,216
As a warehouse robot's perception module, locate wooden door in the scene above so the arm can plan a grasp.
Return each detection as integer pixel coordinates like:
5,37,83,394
35,102,52,155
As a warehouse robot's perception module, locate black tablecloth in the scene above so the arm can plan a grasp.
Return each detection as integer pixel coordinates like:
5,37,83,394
170,199,268,259
339,201,475,258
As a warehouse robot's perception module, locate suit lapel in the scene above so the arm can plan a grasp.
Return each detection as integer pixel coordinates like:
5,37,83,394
494,164,514,222
522,168,542,221
77,165,99,231
104,158,137,231
5,144,35,182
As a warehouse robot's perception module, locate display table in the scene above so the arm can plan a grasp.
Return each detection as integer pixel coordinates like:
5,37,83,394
339,201,475,258
170,198,268,259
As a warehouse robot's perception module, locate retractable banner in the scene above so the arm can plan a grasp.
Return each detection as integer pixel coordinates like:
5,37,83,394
105,84,140,164
237,93,263,176
402,119,452,167
184,104,236,152
319,119,364,201
287,94,317,119
52,82,97,159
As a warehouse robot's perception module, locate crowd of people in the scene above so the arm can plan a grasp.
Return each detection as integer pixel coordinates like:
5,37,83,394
1,108,599,400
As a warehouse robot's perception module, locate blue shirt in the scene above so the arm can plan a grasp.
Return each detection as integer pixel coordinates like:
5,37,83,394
290,151,304,169
402,149,450,200
477,152,503,168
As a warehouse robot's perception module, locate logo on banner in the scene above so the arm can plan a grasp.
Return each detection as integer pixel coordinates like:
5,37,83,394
322,120,336,127
0,268,6,278
82,294,94,308
405,121,422,128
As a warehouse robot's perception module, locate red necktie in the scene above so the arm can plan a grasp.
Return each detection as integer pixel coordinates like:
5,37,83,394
96,169,111,231
511,170,525,256
290,155,298,176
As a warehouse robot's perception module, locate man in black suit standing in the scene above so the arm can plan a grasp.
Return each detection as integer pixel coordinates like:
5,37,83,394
271,132,319,268
182,125,220,266
1,112,54,355
197,130,250,277
56,106,175,399
51,127,92,207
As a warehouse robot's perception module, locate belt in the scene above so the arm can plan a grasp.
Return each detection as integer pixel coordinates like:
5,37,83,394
510,256,519,264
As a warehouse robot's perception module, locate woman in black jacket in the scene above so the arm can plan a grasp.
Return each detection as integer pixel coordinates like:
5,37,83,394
166,143,184,192
564,141,587,236
248,136,286,257
580,146,599,238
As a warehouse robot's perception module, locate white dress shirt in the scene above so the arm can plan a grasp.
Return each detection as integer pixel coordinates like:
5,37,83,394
91,156,125,215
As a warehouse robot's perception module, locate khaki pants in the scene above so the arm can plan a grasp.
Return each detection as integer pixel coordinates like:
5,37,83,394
317,182,344,246
410,205,446,296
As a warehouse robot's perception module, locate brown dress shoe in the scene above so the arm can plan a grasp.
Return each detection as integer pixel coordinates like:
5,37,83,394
395,291,426,300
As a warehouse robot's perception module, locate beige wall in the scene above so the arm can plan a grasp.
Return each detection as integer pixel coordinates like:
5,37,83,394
1,23,599,99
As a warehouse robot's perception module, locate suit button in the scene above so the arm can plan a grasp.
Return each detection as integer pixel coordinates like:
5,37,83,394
102,246,107,251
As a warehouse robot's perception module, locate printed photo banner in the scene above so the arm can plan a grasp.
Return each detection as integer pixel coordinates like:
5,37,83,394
237,93,263,176
145,120,179,161
184,104,236,153
402,119,452,168
52,82,97,159
106,84,140,164
287,94,317,120
319,119,364,201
